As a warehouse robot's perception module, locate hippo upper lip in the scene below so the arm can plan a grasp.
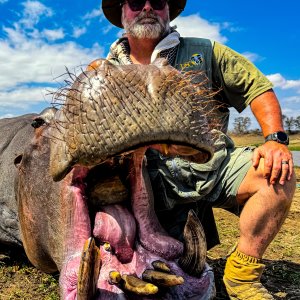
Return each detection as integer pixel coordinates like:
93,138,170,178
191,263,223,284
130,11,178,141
49,59,215,182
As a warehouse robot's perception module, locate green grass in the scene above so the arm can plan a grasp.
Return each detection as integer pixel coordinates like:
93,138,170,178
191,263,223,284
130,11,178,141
288,146,300,151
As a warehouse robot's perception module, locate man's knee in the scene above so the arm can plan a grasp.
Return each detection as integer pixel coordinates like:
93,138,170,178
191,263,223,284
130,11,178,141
237,158,296,206
282,169,297,201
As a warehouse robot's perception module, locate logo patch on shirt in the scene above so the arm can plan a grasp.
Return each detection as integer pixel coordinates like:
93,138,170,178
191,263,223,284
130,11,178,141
190,53,204,65
179,52,204,70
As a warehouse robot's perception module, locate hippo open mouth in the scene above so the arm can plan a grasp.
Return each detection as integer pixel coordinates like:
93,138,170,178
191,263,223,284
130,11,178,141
16,59,218,299
57,144,215,299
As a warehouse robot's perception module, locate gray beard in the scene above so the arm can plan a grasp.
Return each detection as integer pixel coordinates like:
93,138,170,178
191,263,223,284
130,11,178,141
122,11,170,39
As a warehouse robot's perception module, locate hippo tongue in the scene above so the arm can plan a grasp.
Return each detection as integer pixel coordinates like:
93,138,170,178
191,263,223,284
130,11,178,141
93,205,136,263
130,147,183,260
92,147,183,261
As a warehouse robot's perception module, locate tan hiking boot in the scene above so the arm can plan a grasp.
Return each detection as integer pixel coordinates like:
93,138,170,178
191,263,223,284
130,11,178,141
223,277,274,300
223,248,274,300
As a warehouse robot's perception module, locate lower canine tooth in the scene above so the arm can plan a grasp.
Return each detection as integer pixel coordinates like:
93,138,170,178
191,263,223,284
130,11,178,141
77,237,101,300
178,209,207,277
142,270,184,287
122,274,158,295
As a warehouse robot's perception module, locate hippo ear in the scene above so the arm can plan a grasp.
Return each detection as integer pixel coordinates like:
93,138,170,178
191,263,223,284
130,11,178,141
87,58,113,71
14,154,23,168
31,107,58,128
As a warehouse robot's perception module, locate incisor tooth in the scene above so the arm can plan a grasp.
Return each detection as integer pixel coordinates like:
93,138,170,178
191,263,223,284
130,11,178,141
77,237,101,300
142,269,184,287
103,242,112,252
122,274,158,295
152,260,171,273
109,271,122,284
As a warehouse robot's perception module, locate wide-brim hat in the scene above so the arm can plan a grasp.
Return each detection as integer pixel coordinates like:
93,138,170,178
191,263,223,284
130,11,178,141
102,0,187,28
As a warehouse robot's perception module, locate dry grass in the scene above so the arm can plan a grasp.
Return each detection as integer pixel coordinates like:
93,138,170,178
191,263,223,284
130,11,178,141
231,132,300,150
0,251,59,299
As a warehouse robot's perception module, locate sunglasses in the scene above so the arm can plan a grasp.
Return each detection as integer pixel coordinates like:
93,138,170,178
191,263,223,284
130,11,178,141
123,0,168,11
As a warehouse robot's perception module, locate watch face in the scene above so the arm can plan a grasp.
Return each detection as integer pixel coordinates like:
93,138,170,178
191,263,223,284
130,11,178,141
276,131,288,142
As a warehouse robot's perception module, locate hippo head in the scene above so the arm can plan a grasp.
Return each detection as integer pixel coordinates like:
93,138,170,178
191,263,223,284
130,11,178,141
16,59,218,299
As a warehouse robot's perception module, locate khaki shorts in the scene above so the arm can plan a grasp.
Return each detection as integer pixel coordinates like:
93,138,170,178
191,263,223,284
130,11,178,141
147,143,254,215
211,146,254,215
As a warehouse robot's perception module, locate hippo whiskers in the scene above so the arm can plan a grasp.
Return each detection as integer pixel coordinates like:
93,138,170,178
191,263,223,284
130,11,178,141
1,59,219,299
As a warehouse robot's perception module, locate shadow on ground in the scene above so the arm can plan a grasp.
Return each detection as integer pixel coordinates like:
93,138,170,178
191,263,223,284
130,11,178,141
209,258,300,300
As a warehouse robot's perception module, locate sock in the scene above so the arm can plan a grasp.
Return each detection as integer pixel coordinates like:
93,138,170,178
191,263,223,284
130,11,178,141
224,248,265,283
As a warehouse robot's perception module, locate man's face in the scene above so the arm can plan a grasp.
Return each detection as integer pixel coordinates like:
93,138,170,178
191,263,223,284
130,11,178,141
121,0,170,39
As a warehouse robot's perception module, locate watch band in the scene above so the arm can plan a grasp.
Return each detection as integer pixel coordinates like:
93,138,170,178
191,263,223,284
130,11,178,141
264,131,289,145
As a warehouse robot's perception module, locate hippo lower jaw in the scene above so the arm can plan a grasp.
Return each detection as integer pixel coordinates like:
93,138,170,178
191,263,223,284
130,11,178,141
58,146,216,299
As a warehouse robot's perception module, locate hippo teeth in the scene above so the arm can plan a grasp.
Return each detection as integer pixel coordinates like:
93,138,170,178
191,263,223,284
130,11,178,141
121,274,159,296
109,270,122,284
107,263,184,296
178,209,207,277
77,237,101,300
142,269,184,287
152,260,171,273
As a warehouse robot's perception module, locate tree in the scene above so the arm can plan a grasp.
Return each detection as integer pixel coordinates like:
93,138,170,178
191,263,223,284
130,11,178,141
294,116,300,132
233,117,251,134
284,116,295,133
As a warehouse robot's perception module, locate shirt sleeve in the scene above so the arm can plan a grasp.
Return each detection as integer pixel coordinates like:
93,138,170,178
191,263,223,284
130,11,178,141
212,41,273,112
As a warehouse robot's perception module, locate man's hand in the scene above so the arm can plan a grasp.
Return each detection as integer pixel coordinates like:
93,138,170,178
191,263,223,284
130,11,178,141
252,141,293,185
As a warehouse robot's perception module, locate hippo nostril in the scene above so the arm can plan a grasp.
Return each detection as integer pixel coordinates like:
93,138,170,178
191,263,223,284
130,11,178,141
14,154,23,167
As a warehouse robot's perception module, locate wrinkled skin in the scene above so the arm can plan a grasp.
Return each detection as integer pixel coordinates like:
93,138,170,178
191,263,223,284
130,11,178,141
0,60,219,299
0,113,37,246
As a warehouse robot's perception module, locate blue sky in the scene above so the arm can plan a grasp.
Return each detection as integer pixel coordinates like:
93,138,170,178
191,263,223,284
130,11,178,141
0,0,299,130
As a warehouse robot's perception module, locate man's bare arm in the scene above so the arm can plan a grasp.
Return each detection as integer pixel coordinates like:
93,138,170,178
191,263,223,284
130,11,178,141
250,89,293,185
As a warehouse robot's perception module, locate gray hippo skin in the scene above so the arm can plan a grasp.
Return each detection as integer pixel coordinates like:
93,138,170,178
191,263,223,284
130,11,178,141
0,113,38,246
0,59,218,299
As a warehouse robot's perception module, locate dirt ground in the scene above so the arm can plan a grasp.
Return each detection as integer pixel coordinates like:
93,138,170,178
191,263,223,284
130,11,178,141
0,136,300,299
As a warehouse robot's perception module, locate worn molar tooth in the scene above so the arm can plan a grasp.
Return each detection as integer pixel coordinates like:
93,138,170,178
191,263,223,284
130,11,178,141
77,237,101,300
178,209,207,277
142,269,184,287
152,260,171,273
121,274,158,295
89,174,128,207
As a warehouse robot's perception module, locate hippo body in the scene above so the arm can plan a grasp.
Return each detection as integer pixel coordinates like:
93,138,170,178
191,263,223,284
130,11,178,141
0,59,217,299
0,113,37,246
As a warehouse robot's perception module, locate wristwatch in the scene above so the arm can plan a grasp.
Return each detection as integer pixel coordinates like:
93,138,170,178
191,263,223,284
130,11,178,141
264,131,289,145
